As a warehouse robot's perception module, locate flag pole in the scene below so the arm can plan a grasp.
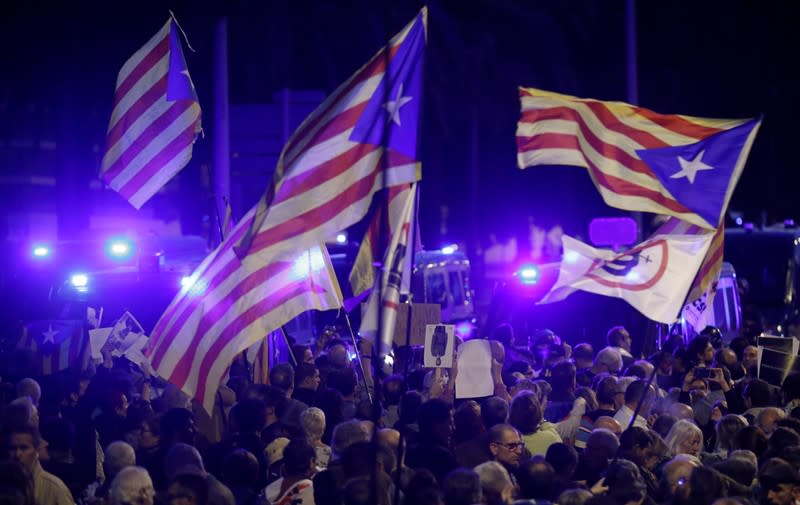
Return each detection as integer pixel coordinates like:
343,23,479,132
343,312,374,405
213,13,232,247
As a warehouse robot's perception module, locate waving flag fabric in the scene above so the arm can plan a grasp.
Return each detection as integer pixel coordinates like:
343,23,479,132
19,320,84,375
147,9,426,412
146,210,342,412
359,183,417,353
101,17,202,209
517,88,760,229
234,8,426,258
540,219,714,323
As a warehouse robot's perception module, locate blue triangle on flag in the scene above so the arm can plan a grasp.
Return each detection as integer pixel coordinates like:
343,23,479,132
636,119,759,227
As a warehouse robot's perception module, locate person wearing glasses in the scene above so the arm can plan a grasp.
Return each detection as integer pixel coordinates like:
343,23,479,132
487,424,525,477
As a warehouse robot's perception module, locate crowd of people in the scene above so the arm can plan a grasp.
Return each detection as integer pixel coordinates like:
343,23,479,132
2,320,799,505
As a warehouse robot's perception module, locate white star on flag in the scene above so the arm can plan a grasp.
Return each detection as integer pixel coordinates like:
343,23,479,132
41,325,59,345
382,83,413,126
670,150,714,184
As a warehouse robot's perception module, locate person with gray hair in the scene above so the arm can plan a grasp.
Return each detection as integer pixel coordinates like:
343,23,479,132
110,467,154,505
665,420,704,458
330,419,370,460
7,396,39,429
17,378,42,407
105,441,136,479
301,407,332,470
592,347,623,376
557,488,593,505
474,461,513,505
164,444,234,505
660,454,701,504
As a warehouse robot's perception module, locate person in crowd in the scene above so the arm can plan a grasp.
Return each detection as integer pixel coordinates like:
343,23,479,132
712,414,748,459
219,450,258,505
575,376,618,450
659,454,700,505
381,375,406,428
166,473,208,505
293,363,321,406
606,326,635,369
164,444,234,505
514,456,555,505
7,424,74,505
301,407,332,471
509,390,561,456
573,428,618,487
757,407,786,437
487,424,524,476
687,335,715,369
618,427,661,502
474,461,514,505
406,398,458,485
573,343,595,373
733,426,768,459
265,439,316,505
614,380,654,430
665,420,704,459
759,458,800,505
443,468,482,505
270,364,308,429
109,467,154,505
16,377,42,407
454,400,492,468
546,443,579,499
604,458,647,505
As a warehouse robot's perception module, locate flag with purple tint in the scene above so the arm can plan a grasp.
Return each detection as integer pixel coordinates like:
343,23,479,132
167,21,198,101
349,11,425,159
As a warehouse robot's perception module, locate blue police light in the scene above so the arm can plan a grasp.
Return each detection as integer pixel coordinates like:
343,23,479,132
442,244,458,255
70,273,89,288
105,237,135,260
336,232,348,244
32,245,51,258
517,264,540,285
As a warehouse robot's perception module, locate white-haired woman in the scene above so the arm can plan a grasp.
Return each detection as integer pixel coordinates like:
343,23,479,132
300,407,331,471
665,419,704,458
110,466,155,505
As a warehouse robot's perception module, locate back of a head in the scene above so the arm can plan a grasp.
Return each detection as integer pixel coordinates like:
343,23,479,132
508,391,541,435
550,360,577,394
221,449,258,489
283,438,315,477
169,473,208,505
712,457,756,488
343,477,371,505
269,363,295,393
443,468,482,505
475,461,513,503
545,443,578,477
164,443,204,482
573,343,594,363
624,379,650,406
716,414,747,451
585,429,620,459
689,465,726,505
230,398,267,434
734,426,768,458
744,379,771,408
16,378,41,406
404,469,442,505
606,326,627,348
619,427,653,456
105,441,136,477
6,398,36,430
596,376,618,406
516,456,555,500
558,489,593,505
332,419,369,457
328,367,358,397
160,408,194,444
481,396,509,429
418,398,451,436
595,347,622,372
652,414,678,440
769,427,800,450
492,323,514,348
398,390,423,425
624,364,647,380
300,407,326,442
341,441,373,478
605,459,646,505
110,467,153,505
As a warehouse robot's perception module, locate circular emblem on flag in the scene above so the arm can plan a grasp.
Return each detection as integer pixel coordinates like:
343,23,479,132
585,240,669,291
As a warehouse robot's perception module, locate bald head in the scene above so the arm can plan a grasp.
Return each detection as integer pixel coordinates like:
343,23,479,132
594,416,622,435
668,402,695,421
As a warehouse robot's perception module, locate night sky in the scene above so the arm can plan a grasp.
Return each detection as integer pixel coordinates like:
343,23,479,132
2,0,799,251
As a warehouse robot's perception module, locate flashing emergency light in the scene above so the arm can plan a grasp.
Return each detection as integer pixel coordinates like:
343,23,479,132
70,273,89,288
441,244,458,255
32,245,51,258
517,264,540,285
335,232,348,244
105,237,135,260
455,321,475,339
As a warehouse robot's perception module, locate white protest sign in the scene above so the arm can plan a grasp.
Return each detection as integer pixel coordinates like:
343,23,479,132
424,324,454,368
455,339,494,398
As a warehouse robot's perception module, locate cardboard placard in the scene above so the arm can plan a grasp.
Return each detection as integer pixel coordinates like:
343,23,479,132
424,324,455,368
392,303,441,346
758,346,800,387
